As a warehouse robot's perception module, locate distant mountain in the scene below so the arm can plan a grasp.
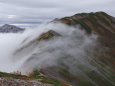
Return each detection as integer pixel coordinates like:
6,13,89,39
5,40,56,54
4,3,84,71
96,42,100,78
0,24,25,33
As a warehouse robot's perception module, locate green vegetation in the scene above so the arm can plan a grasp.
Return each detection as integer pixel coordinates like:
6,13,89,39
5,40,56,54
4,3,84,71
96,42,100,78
31,69,40,78
38,31,54,41
95,12,110,25
66,22,72,26
40,77,63,86
73,19,92,33
0,71,28,79
31,69,69,86
61,17,70,20
89,12,98,22
0,70,71,86
78,19,92,33
56,62,115,86
58,68,97,86
101,12,115,23
86,70,115,86
78,13,87,17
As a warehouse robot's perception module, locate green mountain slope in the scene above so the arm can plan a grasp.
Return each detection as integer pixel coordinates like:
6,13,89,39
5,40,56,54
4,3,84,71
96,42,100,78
12,11,115,86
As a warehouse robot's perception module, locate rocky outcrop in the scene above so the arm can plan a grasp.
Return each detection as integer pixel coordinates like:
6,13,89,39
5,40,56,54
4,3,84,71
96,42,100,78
0,24,25,33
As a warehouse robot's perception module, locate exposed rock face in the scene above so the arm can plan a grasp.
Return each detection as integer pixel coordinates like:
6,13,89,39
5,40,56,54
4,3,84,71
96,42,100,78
0,24,25,33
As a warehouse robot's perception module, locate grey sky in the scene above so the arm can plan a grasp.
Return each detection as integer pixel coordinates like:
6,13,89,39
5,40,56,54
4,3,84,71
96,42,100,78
0,0,115,28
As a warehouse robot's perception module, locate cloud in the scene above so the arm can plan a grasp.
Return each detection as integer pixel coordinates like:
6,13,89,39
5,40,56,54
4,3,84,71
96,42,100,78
0,0,115,28
9,22,97,75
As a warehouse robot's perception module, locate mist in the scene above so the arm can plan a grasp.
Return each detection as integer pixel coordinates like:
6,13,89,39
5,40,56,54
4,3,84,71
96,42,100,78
7,23,97,74
0,22,98,74
1,22,115,86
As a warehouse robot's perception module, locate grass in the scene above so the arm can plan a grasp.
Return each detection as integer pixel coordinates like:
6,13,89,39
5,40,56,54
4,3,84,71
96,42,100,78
75,19,92,33
95,12,110,25
0,71,29,79
30,69,71,86
0,69,71,86
40,77,63,86
101,12,115,23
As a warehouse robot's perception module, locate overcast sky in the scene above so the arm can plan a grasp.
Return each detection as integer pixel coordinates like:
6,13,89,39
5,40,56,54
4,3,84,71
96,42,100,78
0,0,115,28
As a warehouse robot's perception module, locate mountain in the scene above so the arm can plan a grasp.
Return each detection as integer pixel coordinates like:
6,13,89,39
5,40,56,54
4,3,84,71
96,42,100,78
0,71,70,86
14,30,62,56
55,11,115,65
1,12,115,86
0,24,25,33
52,12,115,86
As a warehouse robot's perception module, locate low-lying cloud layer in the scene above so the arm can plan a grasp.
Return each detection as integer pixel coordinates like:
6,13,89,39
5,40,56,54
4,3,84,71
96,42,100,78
1,22,115,86
5,23,97,75
0,0,115,28
0,23,97,74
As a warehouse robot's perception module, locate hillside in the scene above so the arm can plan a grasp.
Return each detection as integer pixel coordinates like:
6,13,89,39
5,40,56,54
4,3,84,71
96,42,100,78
0,71,70,86
55,11,115,65
52,12,115,86
36,12,115,86
0,11,115,86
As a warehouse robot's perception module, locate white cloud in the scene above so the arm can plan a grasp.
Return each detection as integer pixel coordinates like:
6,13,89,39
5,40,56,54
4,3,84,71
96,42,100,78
7,15,16,19
0,0,114,28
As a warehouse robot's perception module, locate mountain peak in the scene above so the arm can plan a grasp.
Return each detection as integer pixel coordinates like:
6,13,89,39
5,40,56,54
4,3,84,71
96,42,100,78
37,30,61,41
0,24,25,33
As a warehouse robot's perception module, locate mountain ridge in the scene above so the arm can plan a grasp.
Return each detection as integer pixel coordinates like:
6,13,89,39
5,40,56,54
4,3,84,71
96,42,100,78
54,11,115,62
12,11,115,86
37,11,115,86
0,11,115,86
